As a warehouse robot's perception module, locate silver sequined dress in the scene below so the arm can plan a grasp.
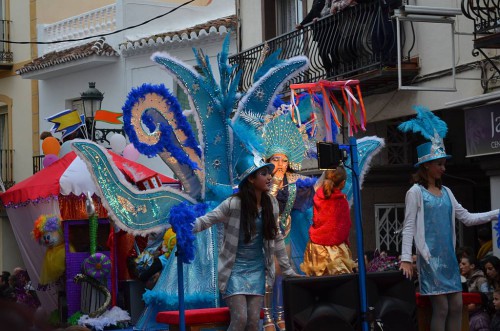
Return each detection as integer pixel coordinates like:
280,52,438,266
418,187,462,295
224,214,265,298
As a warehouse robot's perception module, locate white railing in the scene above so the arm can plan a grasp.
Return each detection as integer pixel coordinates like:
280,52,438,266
39,4,117,55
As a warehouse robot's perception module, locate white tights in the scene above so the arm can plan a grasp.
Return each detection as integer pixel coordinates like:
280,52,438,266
429,292,462,331
225,294,264,331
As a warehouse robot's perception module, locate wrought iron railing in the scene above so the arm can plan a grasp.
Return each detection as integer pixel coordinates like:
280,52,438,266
1,149,14,190
462,0,500,34
0,20,13,64
33,155,44,174
229,0,403,92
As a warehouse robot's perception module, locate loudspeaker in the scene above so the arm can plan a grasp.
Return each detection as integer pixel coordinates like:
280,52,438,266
365,271,418,331
283,271,417,331
317,142,347,170
283,273,359,331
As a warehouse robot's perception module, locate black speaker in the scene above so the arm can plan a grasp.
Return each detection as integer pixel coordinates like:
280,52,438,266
283,271,417,331
317,142,347,170
366,271,418,331
283,273,359,331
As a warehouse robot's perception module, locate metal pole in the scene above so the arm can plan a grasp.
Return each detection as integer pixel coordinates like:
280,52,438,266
177,251,186,331
349,136,369,331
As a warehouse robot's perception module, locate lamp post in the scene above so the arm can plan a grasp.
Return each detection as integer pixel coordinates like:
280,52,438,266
81,82,104,142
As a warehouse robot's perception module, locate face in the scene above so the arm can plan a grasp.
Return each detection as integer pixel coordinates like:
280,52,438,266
424,158,446,180
269,154,289,177
40,230,62,248
485,262,498,280
248,167,272,193
459,257,473,276
494,292,500,311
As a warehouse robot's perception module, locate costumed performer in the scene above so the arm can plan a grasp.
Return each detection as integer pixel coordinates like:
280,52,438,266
193,154,299,331
262,110,315,331
398,106,500,331
31,214,68,286
300,166,354,276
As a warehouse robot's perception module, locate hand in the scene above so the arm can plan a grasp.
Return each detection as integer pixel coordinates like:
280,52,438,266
399,261,413,279
295,24,303,30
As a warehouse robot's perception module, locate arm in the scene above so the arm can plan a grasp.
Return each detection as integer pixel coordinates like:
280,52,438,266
299,0,326,27
400,187,419,262
449,189,499,226
331,0,357,14
274,230,298,277
400,187,419,279
193,198,231,232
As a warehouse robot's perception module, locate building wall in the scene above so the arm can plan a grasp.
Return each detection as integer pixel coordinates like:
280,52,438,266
36,0,217,24
0,0,34,271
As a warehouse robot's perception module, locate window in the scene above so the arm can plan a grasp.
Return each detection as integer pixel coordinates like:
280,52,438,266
375,203,405,253
263,0,303,40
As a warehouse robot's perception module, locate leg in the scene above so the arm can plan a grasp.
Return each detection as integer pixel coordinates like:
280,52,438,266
245,295,264,331
226,295,248,331
445,292,462,331
263,284,275,330
274,275,285,331
429,294,448,331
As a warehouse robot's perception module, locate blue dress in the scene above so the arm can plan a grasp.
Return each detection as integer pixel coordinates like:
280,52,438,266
224,214,266,298
418,186,462,295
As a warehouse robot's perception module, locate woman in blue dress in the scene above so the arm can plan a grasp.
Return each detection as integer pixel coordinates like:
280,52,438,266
193,155,298,331
398,107,499,331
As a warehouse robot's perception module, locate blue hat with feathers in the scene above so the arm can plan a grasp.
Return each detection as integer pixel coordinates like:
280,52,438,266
398,105,451,167
235,154,275,188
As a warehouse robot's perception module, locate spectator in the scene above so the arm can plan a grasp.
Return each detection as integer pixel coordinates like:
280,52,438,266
10,268,40,310
477,226,493,262
484,256,500,291
491,289,500,331
468,292,491,331
0,271,10,299
296,0,334,76
461,256,489,293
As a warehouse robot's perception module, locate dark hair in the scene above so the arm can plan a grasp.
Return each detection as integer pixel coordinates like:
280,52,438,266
1,271,10,283
236,170,278,243
462,255,480,270
411,163,442,189
477,226,492,241
323,166,347,198
483,255,500,287
40,131,53,140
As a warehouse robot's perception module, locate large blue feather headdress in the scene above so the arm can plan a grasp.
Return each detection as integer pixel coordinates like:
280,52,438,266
398,105,451,167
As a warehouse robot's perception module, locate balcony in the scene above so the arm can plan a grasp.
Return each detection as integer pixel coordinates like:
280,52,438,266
229,0,419,95
462,0,500,89
0,20,13,70
39,4,117,55
0,149,14,191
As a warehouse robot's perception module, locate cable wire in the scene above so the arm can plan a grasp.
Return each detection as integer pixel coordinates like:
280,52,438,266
0,0,194,45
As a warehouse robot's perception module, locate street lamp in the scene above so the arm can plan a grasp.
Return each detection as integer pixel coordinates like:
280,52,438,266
81,82,104,141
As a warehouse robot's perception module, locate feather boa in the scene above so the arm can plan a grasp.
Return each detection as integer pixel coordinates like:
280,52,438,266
122,83,201,161
296,177,318,189
494,214,500,249
168,202,208,263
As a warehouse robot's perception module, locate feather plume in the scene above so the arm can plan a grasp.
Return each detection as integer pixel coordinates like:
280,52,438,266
398,105,448,140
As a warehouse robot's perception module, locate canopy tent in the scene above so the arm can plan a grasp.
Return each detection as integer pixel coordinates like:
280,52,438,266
0,150,178,311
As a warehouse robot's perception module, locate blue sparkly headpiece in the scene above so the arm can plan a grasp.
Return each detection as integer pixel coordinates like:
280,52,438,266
398,105,451,167
262,110,307,170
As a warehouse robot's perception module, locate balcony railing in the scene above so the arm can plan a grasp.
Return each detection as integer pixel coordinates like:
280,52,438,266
1,149,14,190
33,155,44,174
462,0,500,35
39,4,117,55
0,20,13,65
229,0,412,94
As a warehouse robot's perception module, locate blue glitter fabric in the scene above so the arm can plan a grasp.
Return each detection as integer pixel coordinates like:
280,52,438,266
224,214,265,298
418,186,462,295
